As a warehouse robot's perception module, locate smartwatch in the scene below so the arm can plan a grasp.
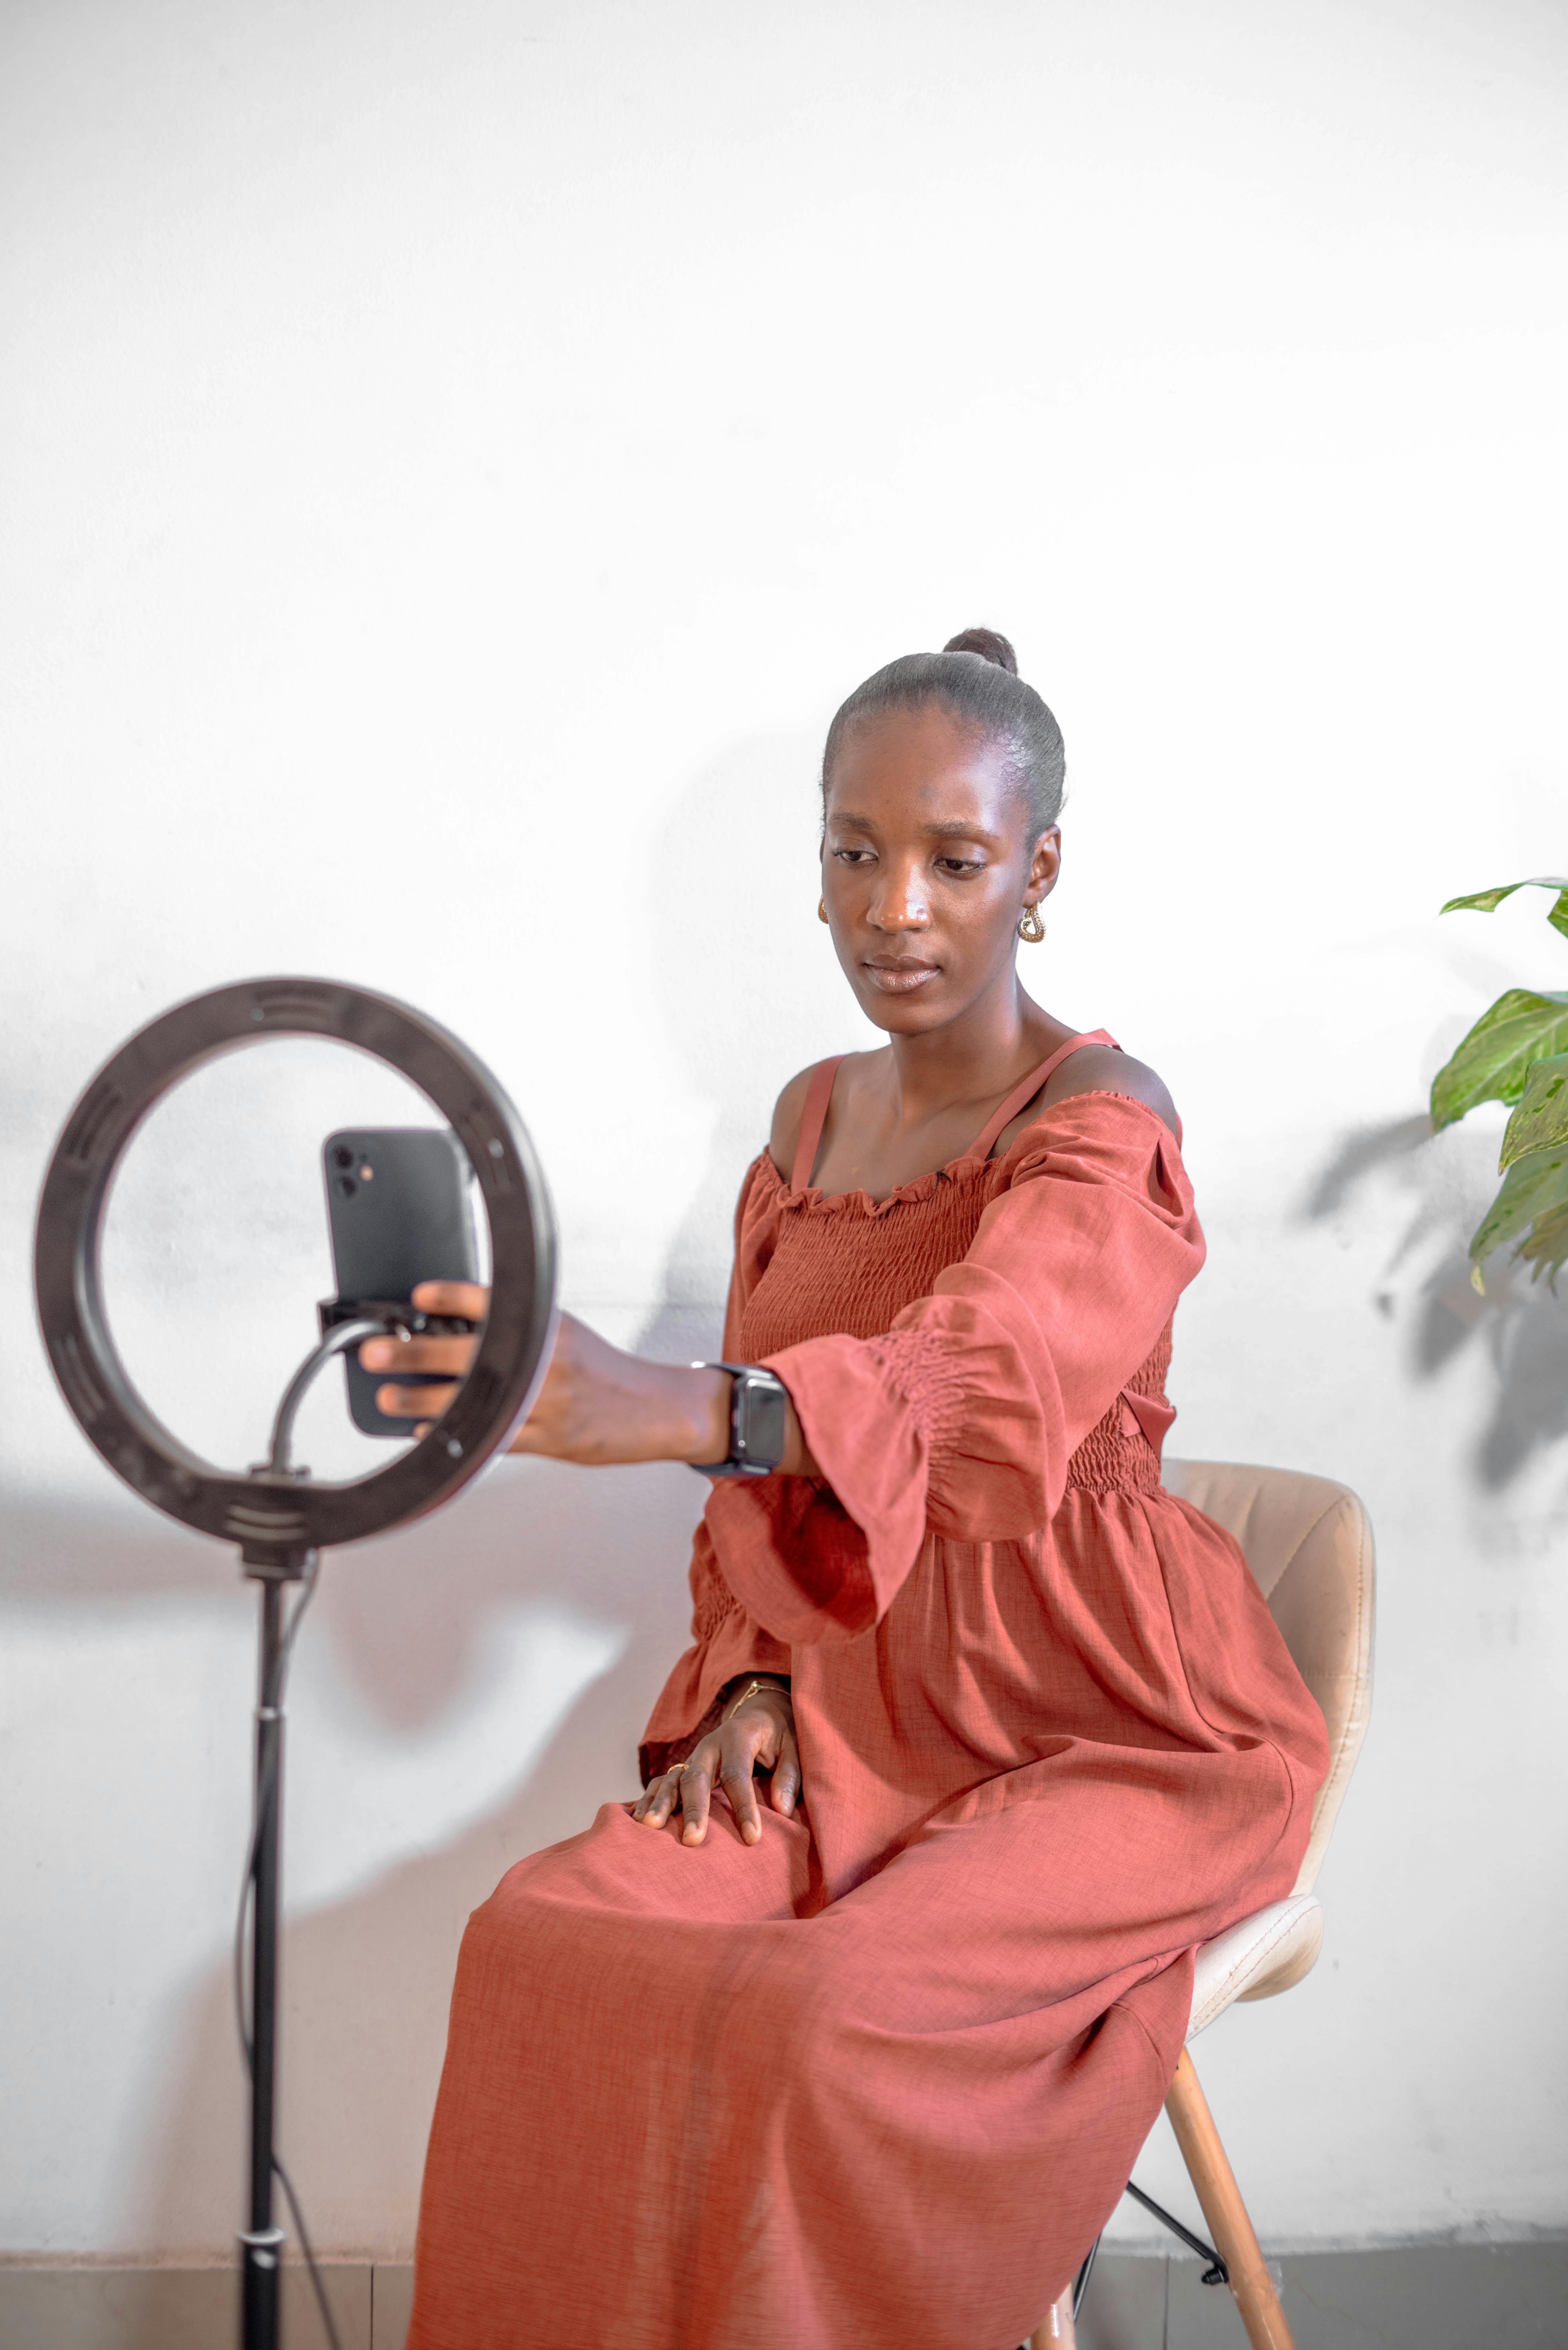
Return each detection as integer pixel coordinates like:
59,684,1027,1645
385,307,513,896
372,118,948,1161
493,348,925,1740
690,1361,789,1478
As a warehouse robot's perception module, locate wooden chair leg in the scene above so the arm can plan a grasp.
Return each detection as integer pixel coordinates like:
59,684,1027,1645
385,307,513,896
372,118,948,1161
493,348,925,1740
1027,2284,1077,2349
1164,2046,1295,2350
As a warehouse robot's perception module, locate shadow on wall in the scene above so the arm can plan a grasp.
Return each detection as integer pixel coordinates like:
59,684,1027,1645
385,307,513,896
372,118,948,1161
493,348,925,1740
112,1458,708,2290
636,727,867,1362
7,732,859,2283
1301,1111,1568,1492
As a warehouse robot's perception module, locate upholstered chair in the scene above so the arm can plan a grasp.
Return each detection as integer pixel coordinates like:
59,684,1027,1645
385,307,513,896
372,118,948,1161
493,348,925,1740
1033,1461,1376,2350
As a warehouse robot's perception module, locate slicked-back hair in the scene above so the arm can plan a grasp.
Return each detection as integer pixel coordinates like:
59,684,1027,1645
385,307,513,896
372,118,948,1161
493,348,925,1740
820,628,1066,834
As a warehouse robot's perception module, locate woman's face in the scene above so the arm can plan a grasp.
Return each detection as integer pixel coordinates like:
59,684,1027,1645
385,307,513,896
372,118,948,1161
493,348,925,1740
820,702,1059,1037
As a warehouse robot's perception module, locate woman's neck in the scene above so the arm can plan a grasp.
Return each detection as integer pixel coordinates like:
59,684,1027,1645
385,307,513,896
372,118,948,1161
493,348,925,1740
879,979,1069,1133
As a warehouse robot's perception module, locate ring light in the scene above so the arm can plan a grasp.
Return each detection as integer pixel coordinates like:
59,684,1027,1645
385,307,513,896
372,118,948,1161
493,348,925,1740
34,976,558,1567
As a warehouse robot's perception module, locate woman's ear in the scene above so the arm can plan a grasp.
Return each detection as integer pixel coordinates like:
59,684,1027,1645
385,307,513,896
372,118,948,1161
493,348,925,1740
1025,826,1062,906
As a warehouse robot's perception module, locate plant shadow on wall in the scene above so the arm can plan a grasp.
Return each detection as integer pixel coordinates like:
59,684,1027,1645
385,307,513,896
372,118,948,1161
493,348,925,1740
1303,877,1568,1494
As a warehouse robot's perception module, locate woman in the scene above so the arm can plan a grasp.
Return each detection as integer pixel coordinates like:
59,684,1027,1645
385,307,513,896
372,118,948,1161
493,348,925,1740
368,630,1329,2350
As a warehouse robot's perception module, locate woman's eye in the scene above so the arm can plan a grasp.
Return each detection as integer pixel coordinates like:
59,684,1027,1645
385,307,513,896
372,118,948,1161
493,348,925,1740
936,857,984,876
832,848,875,865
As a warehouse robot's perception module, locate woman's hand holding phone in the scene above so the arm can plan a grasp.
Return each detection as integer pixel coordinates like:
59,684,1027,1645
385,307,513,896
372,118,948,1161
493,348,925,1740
359,1285,739,1467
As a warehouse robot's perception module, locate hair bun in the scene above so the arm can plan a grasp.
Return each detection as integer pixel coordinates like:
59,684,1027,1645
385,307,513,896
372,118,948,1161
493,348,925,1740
942,627,1018,675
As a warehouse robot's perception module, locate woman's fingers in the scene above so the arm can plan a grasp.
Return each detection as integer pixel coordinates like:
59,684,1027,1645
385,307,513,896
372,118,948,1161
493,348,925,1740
768,1722,801,1817
633,1771,682,1827
359,1335,474,1377
411,1280,491,1320
677,1756,713,1845
375,1381,461,1421
361,1333,473,1425
717,1708,782,1844
720,1758,762,1844
718,1716,768,1844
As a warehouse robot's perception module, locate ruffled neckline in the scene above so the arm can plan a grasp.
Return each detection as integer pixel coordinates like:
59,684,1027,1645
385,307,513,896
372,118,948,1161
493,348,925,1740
758,1087,1179,1219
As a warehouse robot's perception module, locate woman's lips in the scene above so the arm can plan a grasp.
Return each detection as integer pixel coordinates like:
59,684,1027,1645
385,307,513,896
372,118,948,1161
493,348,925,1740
862,958,941,995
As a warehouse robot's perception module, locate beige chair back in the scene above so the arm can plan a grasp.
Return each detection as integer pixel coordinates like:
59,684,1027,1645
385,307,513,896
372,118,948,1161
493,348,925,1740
1163,1459,1375,1894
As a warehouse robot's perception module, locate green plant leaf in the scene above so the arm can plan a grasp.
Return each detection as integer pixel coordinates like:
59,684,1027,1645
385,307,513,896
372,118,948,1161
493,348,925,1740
1429,990,1568,1128
1469,1143,1568,1281
1517,1191,1568,1286
1441,876,1568,939
1500,1053,1568,1170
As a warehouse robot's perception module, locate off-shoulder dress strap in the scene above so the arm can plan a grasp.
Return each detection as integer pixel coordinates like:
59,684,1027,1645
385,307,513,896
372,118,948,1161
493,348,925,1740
962,1029,1121,1163
790,1056,847,1190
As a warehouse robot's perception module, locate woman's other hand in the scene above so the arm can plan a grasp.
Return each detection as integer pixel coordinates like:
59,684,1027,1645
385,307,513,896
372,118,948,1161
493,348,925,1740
632,1684,800,1848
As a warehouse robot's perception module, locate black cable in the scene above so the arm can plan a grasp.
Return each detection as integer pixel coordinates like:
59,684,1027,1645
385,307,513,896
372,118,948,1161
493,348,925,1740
233,1311,414,2348
273,2152,344,2350
232,1560,320,2069
236,1309,398,2069
229,1310,428,2350
1123,2179,1229,2286
267,1314,397,1475
1072,2233,1101,2318
231,1550,345,2350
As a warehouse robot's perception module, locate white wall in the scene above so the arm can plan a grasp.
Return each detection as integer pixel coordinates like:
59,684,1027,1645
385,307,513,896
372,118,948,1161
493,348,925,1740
4,0,1566,2265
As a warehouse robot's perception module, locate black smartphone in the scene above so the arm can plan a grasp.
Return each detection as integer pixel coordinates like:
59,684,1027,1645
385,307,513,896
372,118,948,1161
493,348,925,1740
322,1127,482,1437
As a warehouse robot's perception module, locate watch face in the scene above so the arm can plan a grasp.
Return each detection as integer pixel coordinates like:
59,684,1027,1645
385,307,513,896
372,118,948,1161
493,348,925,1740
738,1370,788,1472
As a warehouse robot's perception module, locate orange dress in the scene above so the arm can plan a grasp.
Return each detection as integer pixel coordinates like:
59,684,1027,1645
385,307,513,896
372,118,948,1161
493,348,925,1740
408,1038,1329,2350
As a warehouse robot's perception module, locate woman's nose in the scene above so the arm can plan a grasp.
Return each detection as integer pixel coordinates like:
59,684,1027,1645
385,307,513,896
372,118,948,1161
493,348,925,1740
869,868,931,930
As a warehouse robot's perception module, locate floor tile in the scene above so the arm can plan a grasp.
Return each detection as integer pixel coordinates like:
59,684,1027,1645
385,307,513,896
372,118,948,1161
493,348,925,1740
371,2261,414,2349
1074,2255,1168,2350
1165,2241,1568,2349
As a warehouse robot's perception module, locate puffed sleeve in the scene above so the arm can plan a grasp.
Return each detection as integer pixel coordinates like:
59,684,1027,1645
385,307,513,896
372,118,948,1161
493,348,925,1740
702,1092,1204,1648
638,1155,792,1781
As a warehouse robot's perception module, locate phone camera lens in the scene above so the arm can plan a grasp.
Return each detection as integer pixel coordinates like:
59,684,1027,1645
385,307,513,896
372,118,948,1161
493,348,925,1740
336,1175,357,1198
333,1147,354,1170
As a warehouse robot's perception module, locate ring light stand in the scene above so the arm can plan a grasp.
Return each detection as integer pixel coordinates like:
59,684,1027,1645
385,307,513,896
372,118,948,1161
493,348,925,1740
34,979,558,2350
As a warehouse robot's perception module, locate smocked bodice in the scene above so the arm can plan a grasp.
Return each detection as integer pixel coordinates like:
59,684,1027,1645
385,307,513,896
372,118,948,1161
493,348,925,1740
738,1150,1172,1499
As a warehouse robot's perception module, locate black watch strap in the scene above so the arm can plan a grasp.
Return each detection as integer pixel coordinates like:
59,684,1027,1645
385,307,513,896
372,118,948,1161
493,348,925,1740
690,1361,789,1478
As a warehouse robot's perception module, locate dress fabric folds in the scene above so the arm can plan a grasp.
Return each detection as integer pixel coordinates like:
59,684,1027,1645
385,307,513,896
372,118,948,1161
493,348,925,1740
407,1080,1329,2350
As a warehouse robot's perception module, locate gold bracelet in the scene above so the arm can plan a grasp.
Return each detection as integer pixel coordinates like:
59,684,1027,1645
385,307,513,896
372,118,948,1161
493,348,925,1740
722,1676,785,1723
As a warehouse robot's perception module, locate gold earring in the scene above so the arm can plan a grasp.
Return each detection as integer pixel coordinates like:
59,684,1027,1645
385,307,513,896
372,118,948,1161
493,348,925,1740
818,898,830,924
1017,905,1045,944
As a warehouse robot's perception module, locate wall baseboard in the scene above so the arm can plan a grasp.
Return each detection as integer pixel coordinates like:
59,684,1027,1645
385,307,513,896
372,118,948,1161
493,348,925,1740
0,2262,396,2350
0,2240,1562,2348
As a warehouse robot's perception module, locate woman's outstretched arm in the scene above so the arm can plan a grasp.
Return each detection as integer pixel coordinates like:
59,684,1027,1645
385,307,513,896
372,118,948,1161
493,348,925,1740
359,1286,820,1474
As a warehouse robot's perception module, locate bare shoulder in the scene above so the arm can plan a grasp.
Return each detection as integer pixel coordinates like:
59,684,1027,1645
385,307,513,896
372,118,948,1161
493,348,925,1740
767,1065,818,1178
1048,1044,1180,1135
767,1053,873,1180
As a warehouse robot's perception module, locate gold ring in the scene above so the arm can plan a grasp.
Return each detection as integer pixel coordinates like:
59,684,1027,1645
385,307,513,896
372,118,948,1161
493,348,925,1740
665,1762,688,1778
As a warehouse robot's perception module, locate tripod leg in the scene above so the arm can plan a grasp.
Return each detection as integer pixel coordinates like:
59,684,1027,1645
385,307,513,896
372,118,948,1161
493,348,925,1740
240,1576,286,2350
